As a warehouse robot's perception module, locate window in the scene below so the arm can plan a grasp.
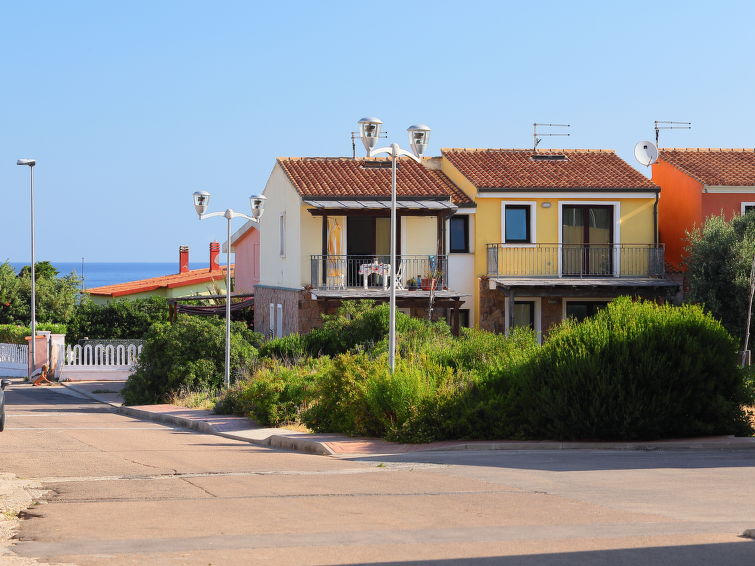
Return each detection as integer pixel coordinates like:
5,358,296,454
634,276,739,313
742,202,755,215
276,304,283,338
268,303,275,336
565,301,609,322
512,301,535,330
279,212,286,257
449,216,469,253
504,205,531,243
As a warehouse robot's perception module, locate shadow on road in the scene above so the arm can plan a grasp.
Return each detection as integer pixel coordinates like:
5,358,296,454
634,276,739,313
344,541,755,565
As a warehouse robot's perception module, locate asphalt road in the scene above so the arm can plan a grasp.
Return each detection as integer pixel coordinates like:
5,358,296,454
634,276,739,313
1,383,754,566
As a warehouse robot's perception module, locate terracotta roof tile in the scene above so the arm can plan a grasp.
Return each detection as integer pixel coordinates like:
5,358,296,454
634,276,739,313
659,148,755,186
84,266,231,298
277,157,474,206
442,148,657,190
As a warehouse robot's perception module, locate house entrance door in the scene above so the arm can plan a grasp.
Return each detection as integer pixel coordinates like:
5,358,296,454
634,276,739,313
562,205,613,276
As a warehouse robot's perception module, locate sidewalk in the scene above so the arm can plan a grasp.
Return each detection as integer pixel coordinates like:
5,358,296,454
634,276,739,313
60,380,755,457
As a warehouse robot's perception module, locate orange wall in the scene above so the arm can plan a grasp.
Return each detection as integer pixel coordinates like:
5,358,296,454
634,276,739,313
652,160,703,269
701,193,755,221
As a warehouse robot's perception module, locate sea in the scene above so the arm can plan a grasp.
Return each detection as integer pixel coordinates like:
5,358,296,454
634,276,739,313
8,262,210,290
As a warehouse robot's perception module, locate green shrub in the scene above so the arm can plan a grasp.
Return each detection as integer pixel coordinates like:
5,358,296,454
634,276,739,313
0,323,68,344
258,333,308,362
0,261,80,325
122,316,259,405
509,297,752,440
215,357,328,426
66,297,171,343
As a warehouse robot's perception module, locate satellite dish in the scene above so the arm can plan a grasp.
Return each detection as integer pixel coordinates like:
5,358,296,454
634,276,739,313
634,140,659,167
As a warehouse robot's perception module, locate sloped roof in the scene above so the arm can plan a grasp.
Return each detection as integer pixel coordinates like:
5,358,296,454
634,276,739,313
84,266,231,298
659,148,755,186
277,157,474,206
443,148,658,190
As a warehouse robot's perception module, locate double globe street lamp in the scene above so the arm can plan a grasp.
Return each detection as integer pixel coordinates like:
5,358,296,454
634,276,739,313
192,191,266,388
357,118,431,373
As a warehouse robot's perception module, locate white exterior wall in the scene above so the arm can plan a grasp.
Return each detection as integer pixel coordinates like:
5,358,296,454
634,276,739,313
446,214,476,324
300,205,324,286
258,164,304,288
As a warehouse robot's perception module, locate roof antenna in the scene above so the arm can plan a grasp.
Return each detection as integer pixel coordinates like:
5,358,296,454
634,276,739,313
654,120,691,146
351,130,388,158
533,123,570,152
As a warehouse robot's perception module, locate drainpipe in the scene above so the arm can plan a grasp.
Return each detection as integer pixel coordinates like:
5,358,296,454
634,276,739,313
653,190,659,245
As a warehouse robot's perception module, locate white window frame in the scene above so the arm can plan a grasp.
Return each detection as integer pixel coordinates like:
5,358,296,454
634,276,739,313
269,303,275,336
557,201,621,277
741,202,755,215
504,296,542,343
501,201,537,247
279,212,286,257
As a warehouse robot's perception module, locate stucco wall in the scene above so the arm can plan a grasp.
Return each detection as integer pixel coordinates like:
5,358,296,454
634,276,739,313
258,164,304,289
232,225,259,294
652,160,703,270
701,192,755,222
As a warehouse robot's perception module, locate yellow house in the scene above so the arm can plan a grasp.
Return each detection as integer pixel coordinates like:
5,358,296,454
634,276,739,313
440,148,680,336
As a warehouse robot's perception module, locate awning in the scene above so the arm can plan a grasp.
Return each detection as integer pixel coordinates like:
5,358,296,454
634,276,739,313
304,199,458,212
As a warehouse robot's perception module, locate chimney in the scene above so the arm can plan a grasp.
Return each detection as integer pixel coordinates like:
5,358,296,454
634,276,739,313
179,246,189,274
209,241,221,272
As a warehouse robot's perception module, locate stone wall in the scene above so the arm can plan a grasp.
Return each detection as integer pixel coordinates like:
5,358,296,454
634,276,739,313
479,279,506,333
253,286,302,337
541,297,563,333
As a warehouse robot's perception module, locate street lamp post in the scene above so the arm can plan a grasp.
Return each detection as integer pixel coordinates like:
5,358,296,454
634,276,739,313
358,118,431,373
17,159,37,378
192,191,266,388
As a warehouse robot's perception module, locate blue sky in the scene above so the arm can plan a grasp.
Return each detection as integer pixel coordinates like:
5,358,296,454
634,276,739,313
1,0,753,262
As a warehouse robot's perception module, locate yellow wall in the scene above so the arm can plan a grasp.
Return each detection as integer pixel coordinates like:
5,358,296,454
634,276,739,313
442,155,657,327
88,280,227,305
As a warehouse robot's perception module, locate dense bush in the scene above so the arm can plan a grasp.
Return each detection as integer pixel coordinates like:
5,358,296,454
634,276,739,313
215,357,329,426
66,297,170,343
0,261,80,325
509,297,752,440
122,316,262,405
0,323,68,344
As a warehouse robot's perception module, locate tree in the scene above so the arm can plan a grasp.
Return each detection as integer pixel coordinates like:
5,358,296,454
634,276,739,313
66,296,171,343
0,261,81,325
685,213,755,342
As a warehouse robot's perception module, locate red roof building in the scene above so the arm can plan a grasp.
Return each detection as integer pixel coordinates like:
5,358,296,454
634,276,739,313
652,148,755,269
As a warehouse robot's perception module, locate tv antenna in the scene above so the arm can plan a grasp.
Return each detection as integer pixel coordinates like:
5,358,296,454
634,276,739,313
654,120,691,146
633,140,659,167
533,123,570,151
351,130,388,158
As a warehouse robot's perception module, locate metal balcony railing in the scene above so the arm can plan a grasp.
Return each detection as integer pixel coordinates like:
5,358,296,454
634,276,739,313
486,243,665,278
310,255,448,290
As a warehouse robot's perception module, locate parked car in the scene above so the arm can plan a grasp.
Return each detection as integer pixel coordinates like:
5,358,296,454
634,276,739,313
0,379,10,432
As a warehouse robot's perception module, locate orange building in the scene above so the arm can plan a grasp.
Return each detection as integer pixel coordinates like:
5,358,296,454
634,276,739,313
653,148,755,269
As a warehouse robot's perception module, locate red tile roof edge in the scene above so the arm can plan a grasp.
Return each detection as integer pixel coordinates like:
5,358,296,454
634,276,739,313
658,149,755,186
85,266,232,297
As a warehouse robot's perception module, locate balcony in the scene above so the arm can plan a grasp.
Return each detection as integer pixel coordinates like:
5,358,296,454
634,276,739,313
486,244,665,278
310,255,448,290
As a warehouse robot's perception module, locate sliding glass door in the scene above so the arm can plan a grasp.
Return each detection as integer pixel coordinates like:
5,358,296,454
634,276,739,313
562,205,613,276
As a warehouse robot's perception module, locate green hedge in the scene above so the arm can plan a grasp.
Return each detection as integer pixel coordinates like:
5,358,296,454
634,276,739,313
509,297,752,440
0,323,67,344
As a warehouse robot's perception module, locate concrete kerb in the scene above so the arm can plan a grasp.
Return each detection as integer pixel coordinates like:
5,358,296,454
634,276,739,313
59,382,334,456
58,382,755,455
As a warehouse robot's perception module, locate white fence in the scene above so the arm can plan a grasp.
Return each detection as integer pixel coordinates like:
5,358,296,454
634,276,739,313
0,343,29,377
60,343,143,381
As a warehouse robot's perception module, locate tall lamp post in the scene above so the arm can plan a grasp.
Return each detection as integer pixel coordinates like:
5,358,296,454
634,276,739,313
358,118,431,373
17,159,37,378
192,191,266,388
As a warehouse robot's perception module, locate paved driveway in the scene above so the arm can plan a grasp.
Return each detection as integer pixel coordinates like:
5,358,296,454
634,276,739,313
1,383,753,565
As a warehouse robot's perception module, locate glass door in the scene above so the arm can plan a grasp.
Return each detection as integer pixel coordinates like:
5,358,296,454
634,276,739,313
562,206,613,276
